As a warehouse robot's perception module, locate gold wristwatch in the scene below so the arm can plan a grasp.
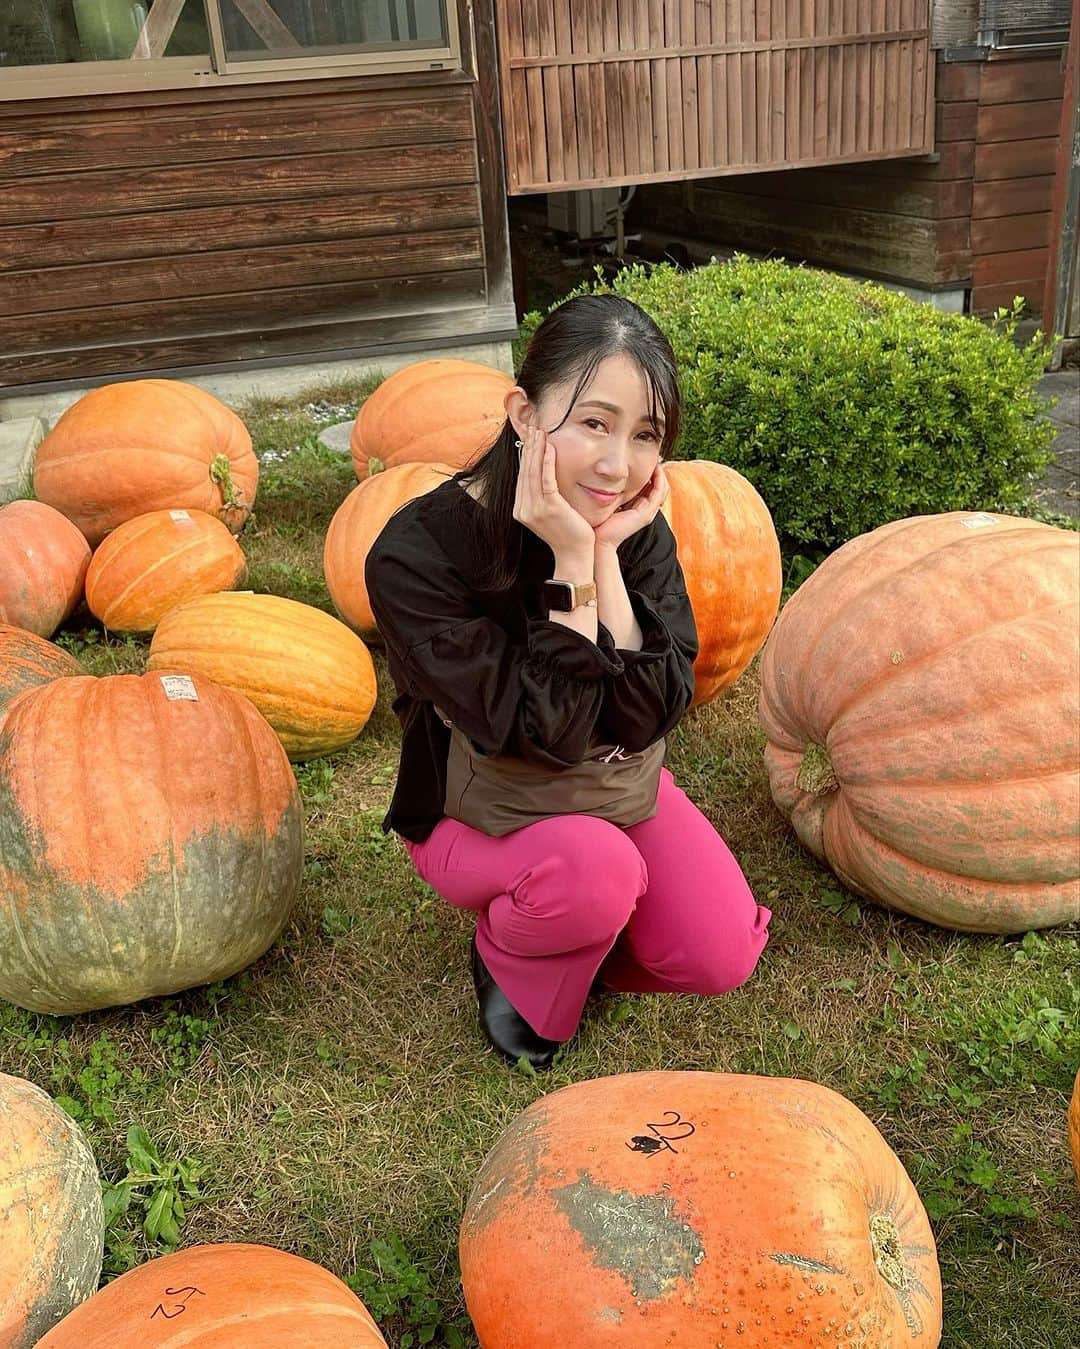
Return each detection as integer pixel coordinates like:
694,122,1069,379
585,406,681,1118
543,579,598,612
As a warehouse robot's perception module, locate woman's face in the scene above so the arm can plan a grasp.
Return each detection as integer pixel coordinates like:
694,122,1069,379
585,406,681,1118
528,352,664,524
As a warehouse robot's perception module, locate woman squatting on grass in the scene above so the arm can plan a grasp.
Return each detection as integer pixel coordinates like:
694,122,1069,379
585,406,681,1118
366,294,771,1069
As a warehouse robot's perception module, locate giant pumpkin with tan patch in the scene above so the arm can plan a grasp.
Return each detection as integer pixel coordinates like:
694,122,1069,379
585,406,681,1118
0,672,303,1014
460,1071,941,1347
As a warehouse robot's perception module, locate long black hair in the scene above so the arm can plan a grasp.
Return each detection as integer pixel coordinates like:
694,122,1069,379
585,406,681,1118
450,293,681,592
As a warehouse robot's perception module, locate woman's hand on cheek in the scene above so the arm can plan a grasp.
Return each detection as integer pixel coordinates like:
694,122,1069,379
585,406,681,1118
592,462,669,550
512,425,596,559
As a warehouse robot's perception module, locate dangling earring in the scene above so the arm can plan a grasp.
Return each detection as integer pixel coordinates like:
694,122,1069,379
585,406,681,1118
514,439,523,450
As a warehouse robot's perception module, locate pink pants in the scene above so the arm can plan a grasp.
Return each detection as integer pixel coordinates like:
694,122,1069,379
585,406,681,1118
403,768,772,1040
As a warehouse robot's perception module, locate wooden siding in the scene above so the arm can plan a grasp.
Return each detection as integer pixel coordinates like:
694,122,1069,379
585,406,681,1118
630,46,1066,309
496,0,936,193
970,54,1067,315
631,50,975,287
0,0,516,390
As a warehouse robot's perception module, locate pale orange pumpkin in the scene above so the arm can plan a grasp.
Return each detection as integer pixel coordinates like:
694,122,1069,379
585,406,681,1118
0,623,85,712
0,1072,104,1345
759,512,1080,932
37,1243,387,1347
660,460,782,706
85,508,247,634
460,1071,942,1348
33,380,257,546
350,359,512,480
148,592,377,760
0,499,90,637
324,462,454,637
0,672,303,1014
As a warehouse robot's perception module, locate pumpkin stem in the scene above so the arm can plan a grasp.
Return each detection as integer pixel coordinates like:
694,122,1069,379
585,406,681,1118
796,742,839,796
869,1213,908,1293
368,457,385,477
210,454,240,507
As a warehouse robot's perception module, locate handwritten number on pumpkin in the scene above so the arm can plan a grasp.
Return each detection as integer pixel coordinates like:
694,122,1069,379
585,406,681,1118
150,1285,205,1320
626,1110,696,1158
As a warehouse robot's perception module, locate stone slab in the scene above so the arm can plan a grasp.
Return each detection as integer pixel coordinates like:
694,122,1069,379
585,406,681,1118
0,417,43,504
317,420,355,456
1037,369,1079,429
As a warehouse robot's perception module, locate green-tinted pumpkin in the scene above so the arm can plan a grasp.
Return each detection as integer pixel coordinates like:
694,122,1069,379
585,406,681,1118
0,672,303,1013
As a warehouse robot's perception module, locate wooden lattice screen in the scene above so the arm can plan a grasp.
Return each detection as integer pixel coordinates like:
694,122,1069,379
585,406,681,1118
495,2,936,193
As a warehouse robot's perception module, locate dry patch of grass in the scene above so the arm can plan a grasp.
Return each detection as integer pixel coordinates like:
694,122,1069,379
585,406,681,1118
5,387,1078,1348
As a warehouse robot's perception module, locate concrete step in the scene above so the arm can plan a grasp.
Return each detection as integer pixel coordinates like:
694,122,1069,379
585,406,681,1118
0,417,43,504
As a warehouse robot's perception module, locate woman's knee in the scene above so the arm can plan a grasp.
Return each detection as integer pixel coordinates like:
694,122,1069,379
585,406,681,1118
514,816,647,945
688,906,771,994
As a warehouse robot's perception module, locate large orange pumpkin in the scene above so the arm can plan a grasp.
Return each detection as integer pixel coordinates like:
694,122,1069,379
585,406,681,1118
759,512,1080,933
0,1072,104,1346
660,460,782,705
350,358,512,480
324,462,454,637
37,1243,387,1348
1070,1069,1080,1190
0,499,90,637
148,592,377,760
85,508,247,634
0,672,303,1014
33,380,257,546
0,624,85,713
460,1071,942,1348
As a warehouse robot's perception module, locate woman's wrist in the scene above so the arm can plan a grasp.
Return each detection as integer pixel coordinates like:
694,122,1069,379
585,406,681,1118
551,547,595,584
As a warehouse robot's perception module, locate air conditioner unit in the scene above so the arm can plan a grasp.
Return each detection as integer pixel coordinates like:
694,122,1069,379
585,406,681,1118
546,189,622,241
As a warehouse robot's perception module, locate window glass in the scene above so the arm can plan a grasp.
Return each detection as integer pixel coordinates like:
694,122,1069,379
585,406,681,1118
219,0,448,63
0,0,210,66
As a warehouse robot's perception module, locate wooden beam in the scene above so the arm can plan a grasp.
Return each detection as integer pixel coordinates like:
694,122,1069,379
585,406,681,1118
135,0,188,60
231,0,302,49
1042,0,1079,354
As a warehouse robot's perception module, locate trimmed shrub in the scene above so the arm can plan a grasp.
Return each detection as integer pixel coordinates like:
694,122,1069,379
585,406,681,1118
518,257,1055,550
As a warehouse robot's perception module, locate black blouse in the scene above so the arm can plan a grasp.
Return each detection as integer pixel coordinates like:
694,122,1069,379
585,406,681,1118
365,480,699,841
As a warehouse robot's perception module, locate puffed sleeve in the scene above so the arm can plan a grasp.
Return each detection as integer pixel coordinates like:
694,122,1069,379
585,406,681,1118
366,517,625,768
596,513,698,751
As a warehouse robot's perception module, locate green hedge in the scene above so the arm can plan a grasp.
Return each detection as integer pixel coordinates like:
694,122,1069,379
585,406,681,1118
517,258,1056,551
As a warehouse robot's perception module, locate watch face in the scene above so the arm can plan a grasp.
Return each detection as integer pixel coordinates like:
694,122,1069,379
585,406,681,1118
543,580,574,612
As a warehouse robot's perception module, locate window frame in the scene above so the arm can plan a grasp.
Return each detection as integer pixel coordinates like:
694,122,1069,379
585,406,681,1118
0,0,463,102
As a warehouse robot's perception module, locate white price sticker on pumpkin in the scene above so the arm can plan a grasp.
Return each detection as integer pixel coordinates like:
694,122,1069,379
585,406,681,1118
169,510,192,523
160,675,199,702
960,513,999,529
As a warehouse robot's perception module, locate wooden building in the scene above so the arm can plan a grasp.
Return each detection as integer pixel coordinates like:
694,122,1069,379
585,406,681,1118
621,4,1077,327
0,2,1075,398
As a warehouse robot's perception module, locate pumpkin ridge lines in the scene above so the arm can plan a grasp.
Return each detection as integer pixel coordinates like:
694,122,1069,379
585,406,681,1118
843,764,1080,792
233,692,271,930
786,523,1070,720
825,810,1079,928
1,693,67,1004
831,663,1080,756
145,1302,380,1349
97,530,220,627
146,678,186,978
825,593,1078,734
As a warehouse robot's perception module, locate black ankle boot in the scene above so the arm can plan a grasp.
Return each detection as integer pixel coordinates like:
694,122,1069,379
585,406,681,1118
470,936,562,1071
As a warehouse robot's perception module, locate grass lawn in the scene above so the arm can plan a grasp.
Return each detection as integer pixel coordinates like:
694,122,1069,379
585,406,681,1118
3,379,1077,1348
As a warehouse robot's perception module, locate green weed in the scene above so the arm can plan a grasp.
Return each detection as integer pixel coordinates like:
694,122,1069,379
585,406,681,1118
347,1234,471,1348
102,1124,206,1273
